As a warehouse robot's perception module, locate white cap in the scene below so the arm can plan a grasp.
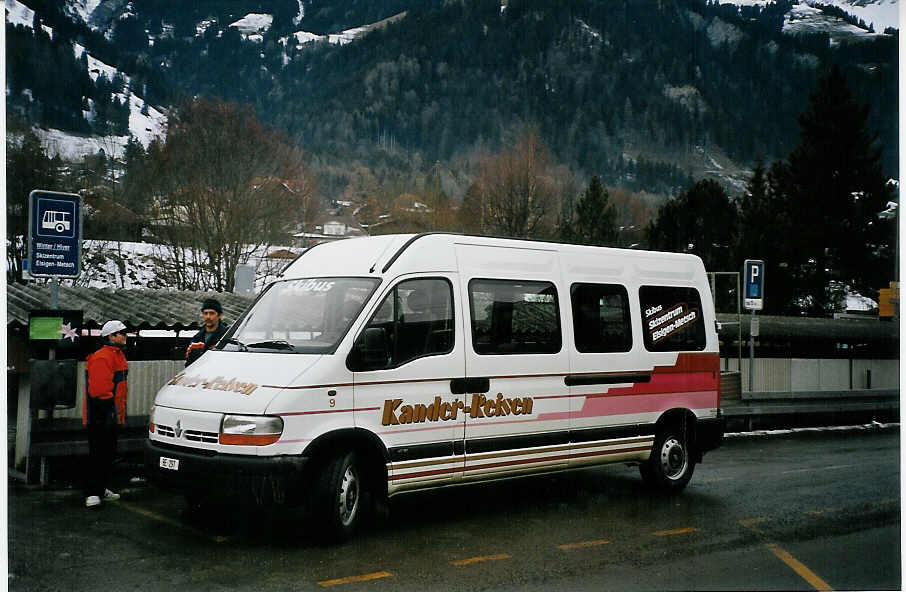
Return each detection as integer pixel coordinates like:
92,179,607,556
100,320,127,337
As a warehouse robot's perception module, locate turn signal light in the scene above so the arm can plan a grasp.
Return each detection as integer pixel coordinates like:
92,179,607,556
219,433,281,446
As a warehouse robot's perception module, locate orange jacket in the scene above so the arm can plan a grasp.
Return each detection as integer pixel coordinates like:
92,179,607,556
83,344,128,425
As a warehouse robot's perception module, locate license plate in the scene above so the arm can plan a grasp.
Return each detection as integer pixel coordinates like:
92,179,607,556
159,456,180,471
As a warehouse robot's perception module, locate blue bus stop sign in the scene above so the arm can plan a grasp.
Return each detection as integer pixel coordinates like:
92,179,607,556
743,259,765,311
27,190,83,278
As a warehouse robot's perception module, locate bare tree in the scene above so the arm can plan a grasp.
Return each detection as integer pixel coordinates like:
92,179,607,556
469,129,562,239
146,98,316,291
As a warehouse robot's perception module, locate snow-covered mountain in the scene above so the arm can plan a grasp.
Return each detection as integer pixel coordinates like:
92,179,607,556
5,0,404,159
6,0,167,160
6,0,898,194
721,0,898,34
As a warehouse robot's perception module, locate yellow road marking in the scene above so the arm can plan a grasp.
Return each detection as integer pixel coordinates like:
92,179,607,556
651,527,697,537
875,498,899,506
557,539,611,550
115,500,231,543
781,463,870,475
738,517,770,534
698,476,732,484
318,571,393,587
741,517,832,590
766,544,833,591
806,508,841,516
450,553,512,566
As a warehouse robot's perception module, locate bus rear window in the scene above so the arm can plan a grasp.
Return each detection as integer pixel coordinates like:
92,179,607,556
639,286,705,352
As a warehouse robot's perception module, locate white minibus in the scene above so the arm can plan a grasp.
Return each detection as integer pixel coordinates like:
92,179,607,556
145,233,724,541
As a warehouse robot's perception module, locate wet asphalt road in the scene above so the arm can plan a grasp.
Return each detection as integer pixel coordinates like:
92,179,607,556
7,427,900,591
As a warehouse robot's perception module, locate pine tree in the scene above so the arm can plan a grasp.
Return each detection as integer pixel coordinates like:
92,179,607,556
562,175,617,246
646,179,738,272
782,64,892,314
736,161,797,314
6,131,60,282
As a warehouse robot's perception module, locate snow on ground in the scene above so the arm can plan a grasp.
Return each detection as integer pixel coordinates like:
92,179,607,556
725,422,898,438
72,240,300,291
847,292,877,312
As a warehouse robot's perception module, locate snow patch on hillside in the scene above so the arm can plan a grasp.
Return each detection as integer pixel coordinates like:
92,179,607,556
784,2,889,41
719,0,897,34
6,0,52,35
230,13,273,41
64,0,102,27
5,0,33,27
35,46,167,160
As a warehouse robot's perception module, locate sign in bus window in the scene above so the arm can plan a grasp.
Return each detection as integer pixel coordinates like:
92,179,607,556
639,286,705,352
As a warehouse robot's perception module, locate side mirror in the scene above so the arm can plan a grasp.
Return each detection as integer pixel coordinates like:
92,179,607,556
348,327,390,372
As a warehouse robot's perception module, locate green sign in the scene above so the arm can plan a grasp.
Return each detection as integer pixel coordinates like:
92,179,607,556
28,309,83,347
29,316,64,340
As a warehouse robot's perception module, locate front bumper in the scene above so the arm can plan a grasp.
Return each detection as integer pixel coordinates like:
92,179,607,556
144,439,309,503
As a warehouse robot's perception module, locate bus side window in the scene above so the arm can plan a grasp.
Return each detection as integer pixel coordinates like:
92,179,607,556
349,278,454,371
571,283,632,353
469,279,561,355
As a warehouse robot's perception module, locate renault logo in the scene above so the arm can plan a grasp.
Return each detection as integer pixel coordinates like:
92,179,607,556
174,419,183,438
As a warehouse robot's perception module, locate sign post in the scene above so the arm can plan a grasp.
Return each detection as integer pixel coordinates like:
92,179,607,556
27,190,83,363
743,260,765,391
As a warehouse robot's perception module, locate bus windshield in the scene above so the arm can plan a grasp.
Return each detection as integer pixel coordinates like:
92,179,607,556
221,277,380,354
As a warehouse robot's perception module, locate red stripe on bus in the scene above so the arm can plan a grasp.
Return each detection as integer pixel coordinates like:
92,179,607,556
277,407,380,417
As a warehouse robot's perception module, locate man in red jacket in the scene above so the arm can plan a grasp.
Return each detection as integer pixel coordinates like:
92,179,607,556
83,320,129,508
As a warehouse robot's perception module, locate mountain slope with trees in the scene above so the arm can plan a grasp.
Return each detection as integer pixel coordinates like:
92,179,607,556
6,0,898,197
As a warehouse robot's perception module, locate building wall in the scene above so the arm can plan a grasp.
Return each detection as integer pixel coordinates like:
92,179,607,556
723,357,899,392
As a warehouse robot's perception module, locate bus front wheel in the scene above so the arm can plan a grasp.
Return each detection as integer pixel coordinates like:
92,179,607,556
312,451,363,542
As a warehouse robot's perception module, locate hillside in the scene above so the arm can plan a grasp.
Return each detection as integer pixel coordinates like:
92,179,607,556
5,0,899,200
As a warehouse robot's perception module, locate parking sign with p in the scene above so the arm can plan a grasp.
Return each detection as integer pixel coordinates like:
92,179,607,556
743,259,765,311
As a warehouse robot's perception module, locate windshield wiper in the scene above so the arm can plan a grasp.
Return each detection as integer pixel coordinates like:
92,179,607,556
246,339,298,352
223,338,249,352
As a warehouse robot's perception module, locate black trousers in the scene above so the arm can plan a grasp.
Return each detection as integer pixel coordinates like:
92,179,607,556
85,397,118,498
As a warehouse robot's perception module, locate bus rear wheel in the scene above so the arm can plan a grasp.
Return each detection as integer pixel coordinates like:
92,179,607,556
640,426,695,492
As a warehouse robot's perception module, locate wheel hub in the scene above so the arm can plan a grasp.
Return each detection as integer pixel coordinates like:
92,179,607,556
338,465,359,526
660,437,687,480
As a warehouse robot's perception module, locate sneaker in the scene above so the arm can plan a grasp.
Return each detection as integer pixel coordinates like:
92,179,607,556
103,489,120,501
85,495,101,508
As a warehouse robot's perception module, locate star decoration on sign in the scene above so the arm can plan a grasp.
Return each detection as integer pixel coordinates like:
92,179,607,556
60,322,79,342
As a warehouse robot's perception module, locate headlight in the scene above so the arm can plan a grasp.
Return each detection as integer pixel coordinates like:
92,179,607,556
149,406,157,433
220,414,283,446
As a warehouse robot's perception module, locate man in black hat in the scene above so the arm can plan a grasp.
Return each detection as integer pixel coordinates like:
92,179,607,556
185,298,230,367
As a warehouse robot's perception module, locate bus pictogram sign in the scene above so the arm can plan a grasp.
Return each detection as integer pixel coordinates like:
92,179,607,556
28,190,83,278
